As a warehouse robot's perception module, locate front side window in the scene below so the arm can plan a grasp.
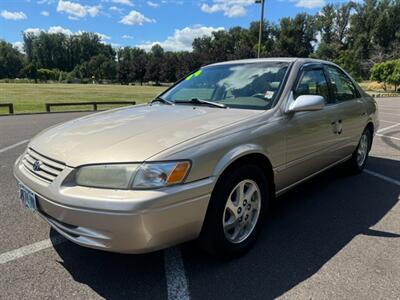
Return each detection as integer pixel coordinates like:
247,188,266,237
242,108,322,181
325,66,358,101
162,62,289,110
294,69,330,103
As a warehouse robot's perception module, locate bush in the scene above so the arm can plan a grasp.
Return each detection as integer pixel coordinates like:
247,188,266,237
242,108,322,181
370,59,400,92
37,68,57,82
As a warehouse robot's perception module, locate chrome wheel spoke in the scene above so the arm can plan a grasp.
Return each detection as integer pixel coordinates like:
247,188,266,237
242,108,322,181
225,198,239,217
224,217,239,231
238,182,246,205
223,179,262,244
231,225,242,240
244,184,256,200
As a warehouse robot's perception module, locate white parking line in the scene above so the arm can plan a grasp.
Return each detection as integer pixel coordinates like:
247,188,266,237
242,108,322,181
377,123,400,133
0,139,29,154
164,247,190,300
380,120,398,124
364,169,400,187
379,112,400,116
0,236,66,265
376,134,400,141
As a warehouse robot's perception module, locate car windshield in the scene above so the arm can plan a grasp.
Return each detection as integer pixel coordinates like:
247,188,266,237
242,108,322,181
162,62,289,110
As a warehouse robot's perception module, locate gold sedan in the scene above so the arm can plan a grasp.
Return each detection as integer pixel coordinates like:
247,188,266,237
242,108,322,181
14,58,378,258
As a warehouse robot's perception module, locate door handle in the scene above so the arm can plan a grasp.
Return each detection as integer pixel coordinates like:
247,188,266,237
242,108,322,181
331,120,343,135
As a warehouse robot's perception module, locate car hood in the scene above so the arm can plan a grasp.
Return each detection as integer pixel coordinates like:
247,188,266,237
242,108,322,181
29,104,262,167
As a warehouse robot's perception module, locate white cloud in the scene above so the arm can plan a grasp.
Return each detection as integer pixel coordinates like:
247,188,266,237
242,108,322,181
56,0,100,18
37,0,55,4
137,25,224,51
147,1,159,7
87,6,100,17
13,41,24,52
120,10,155,25
24,28,42,35
48,25,73,35
96,32,111,41
122,34,133,39
293,0,325,8
1,10,27,20
40,10,50,16
109,6,124,13
200,0,253,18
112,0,133,6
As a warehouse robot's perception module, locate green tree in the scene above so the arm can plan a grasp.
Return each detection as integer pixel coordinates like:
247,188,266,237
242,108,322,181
389,60,400,92
145,44,164,85
275,14,316,57
22,62,38,83
0,40,24,79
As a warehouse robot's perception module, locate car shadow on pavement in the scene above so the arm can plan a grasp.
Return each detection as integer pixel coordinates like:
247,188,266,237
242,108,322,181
51,157,399,300
50,229,167,299
181,157,400,300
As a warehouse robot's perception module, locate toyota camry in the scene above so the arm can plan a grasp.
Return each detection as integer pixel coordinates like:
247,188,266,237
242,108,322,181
14,58,378,258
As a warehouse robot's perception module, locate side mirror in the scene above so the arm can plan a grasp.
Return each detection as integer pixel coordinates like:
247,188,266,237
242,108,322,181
288,95,325,112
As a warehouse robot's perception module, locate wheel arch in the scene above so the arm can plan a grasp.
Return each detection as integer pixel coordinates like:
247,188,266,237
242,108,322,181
212,145,276,196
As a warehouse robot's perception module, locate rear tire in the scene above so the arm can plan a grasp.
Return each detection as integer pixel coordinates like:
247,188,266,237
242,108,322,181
345,128,372,174
199,164,270,259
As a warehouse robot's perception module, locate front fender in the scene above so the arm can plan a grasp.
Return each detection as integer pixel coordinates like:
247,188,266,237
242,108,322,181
212,144,269,177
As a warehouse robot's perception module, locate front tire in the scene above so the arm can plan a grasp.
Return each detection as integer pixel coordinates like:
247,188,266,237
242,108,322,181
199,164,270,259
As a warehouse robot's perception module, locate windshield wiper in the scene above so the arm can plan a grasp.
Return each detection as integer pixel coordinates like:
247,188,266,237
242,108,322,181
175,98,226,108
150,96,174,105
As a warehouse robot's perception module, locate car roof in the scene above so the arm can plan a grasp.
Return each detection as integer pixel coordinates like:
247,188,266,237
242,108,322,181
207,57,334,67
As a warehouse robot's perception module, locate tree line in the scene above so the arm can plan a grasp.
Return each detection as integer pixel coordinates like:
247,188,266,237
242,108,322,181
0,0,399,86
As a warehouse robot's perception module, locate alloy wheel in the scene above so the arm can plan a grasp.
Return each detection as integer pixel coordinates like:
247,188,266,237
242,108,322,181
356,133,369,167
222,179,261,244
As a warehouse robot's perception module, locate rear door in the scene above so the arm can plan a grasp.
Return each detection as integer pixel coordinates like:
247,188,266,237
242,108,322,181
324,65,367,158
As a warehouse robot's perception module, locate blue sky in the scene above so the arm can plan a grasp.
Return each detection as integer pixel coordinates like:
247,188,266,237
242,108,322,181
0,0,345,52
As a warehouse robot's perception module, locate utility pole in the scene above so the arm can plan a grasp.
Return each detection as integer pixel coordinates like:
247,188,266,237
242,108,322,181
256,0,265,58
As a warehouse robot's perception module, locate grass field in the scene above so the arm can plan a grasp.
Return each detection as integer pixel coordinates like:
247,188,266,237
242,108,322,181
1,82,398,114
0,83,167,114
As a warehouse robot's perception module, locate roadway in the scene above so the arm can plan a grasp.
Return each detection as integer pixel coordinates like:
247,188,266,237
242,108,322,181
0,99,399,299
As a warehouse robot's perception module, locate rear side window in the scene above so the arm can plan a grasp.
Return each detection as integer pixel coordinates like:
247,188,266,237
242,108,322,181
326,66,358,101
294,69,330,103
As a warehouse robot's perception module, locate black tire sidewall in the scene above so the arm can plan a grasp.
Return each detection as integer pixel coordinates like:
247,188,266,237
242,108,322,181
200,164,270,258
348,128,372,173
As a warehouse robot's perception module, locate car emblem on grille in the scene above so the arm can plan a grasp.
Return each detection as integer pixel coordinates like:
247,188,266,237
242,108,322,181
33,160,42,172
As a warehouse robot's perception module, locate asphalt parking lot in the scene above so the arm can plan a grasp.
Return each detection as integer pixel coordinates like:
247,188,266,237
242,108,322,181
0,99,399,300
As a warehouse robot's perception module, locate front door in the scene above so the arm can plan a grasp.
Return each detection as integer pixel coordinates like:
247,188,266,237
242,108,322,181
279,65,341,190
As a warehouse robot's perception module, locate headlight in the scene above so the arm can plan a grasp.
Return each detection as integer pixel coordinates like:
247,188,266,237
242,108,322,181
75,161,190,189
75,164,140,189
132,161,191,189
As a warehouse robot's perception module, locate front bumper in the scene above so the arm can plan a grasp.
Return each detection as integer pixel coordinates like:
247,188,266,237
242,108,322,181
14,156,214,253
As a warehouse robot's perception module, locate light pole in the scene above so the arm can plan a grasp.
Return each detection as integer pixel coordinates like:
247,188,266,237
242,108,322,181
255,0,265,58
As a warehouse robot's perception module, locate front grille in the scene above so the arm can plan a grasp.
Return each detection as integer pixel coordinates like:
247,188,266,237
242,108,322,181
21,148,66,182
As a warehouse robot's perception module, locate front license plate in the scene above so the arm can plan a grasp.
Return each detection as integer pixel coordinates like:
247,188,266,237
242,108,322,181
18,182,37,211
